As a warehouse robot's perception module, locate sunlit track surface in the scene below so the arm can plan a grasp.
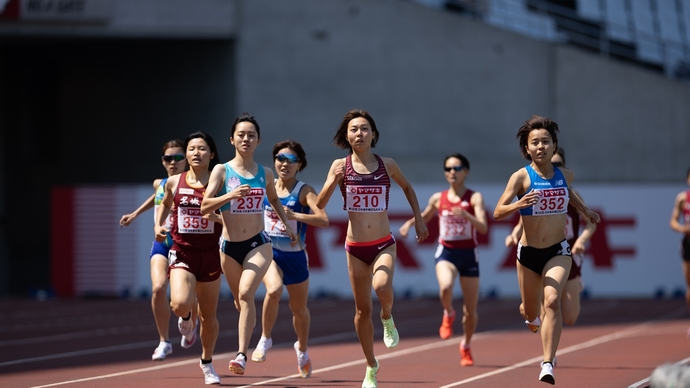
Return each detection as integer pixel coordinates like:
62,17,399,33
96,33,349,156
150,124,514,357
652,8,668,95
1,297,688,387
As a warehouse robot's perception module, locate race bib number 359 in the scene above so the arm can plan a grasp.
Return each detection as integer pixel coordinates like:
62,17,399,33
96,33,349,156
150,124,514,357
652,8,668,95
178,207,214,234
346,185,387,212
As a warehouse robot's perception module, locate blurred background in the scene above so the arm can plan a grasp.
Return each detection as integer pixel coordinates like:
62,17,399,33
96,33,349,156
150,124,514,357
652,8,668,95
0,0,688,299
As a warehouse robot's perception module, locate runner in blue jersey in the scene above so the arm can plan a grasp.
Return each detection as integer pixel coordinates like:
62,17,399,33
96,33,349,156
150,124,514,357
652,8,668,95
494,116,599,385
119,139,194,361
201,113,297,376
249,140,328,378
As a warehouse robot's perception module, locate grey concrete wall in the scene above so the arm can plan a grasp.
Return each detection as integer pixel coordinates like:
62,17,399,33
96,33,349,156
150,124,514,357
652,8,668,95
236,0,690,184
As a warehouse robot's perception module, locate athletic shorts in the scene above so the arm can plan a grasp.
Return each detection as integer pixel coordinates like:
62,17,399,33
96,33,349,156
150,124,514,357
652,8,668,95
345,234,396,266
434,245,479,277
220,231,272,266
150,239,172,259
168,246,222,282
273,249,309,285
517,239,571,275
682,236,690,262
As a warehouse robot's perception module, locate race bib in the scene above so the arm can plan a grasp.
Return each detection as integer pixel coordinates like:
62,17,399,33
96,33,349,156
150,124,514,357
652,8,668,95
231,188,265,214
532,188,568,216
346,185,386,212
177,207,214,234
439,213,472,241
263,209,298,237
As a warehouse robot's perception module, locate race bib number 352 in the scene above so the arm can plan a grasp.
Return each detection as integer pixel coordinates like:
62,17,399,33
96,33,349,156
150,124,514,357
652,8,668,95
532,188,568,216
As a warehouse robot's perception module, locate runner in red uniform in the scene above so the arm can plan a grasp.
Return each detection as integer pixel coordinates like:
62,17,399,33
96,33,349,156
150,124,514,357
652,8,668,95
316,109,428,388
670,167,690,337
154,132,224,385
399,153,487,367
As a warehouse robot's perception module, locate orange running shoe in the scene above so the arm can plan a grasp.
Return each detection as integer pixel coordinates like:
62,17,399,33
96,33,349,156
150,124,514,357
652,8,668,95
459,344,474,366
525,317,541,333
439,310,456,339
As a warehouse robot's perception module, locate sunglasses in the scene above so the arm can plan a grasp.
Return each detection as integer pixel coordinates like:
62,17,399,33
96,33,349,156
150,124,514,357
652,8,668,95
275,153,300,164
552,162,564,168
444,166,466,172
161,154,185,163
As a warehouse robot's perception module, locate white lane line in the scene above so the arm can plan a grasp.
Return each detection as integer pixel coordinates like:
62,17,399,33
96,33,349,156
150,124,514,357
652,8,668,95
26,332,488,388
4,330,237,367
439,324,651,387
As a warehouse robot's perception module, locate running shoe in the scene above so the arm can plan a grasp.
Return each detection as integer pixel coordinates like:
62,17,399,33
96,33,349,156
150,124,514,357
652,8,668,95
251,337,273,363
526,317,541,333
459,344,474,366
362,359,379,388
294,341,312,378
439,310,456,339
539,362,555,385
181,319,199,349
199,360,221,385
380,313,399,348
229,353,247,375
151,341,172,361
178,316,194,337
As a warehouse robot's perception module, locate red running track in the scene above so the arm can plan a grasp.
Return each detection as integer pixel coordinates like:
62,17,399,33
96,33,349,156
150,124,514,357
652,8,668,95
1,297,688,387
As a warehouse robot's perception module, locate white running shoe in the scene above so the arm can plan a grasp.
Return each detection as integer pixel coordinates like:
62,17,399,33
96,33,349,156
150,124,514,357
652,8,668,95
199,360,220,385
181,319,199,349
251,337,273,362
228,353,247,375
151,341,172,361
539,362,555,385
294,341,312,378
178,316,194,337
381,313,399,348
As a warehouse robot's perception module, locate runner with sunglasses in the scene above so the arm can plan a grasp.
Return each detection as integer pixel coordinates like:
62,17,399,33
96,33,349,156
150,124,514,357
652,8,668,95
120,139,199,361
505,147,597,330
316,109,428,388
494,116,600,385
249,140,328,378
201,113,297,376
155,132,224,384
399,153,487,367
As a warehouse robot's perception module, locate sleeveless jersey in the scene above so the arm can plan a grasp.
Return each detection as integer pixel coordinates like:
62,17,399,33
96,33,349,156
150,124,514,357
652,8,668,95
170,172,221,250
684,190,690,226
217,163,266,214
263,181,307,252
518,165,569,216
438,189,477,249
340,154,390,212
154,178,173,247
565,204,580,244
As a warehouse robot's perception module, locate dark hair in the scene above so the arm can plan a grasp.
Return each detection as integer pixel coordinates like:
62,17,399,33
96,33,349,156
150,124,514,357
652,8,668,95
516,115,559,161
161,139,184,155
444,153,470,170
554,147,566,166
231,112,261,139
333,109,379,152
272,140,308,172
185,131,220,171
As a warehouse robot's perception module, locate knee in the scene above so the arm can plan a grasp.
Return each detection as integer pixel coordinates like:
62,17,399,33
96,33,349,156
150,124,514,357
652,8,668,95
169,301,189,316
355,306,373,321
463,307,477,321
237,287,255,304
562,314,577,326
543,293,561,312
266,287,283,301
151,283,167,298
